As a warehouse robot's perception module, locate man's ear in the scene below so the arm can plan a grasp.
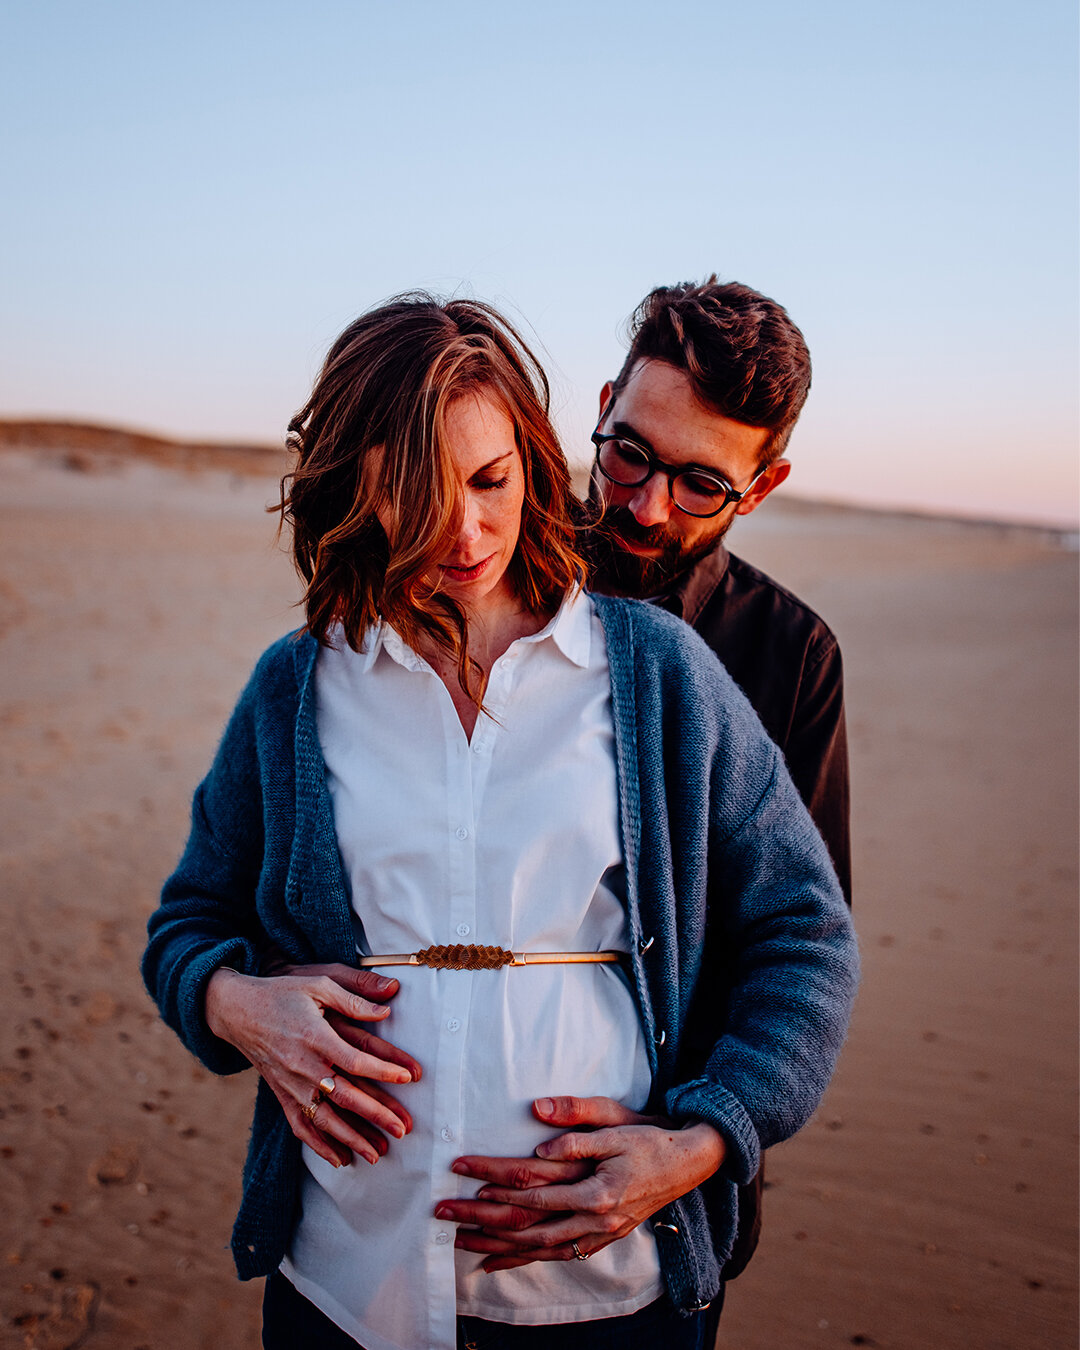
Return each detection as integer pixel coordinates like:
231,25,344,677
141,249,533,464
734,458,791,516
598,381,613,417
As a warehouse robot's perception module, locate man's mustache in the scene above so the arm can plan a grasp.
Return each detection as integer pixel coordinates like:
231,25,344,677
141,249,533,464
600,506,681,553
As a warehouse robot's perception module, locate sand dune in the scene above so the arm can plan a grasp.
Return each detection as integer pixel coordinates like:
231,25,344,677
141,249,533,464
0,447,1075,1349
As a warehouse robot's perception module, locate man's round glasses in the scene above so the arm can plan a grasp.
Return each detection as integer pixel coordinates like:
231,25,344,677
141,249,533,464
591,430,767,519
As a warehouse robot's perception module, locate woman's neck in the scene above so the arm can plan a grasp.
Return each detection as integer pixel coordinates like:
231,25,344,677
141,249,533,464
417,590,558,740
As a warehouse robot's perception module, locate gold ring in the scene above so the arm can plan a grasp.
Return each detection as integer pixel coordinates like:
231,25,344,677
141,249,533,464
318,1075,337,1098
300,1097,320,1122
571,1242,589,1261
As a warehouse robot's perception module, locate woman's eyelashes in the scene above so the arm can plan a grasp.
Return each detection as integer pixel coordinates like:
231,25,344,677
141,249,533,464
473,474,510,491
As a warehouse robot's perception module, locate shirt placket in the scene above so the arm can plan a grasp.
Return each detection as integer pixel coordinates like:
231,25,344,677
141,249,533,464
426,673,479,1349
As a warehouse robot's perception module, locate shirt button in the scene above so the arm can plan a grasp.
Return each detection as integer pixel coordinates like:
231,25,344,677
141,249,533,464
434,1230,450,1245
456,827,469,840
441,1126,455,1142
472,742,483,754
456,923,471,937
446,1018,461,1032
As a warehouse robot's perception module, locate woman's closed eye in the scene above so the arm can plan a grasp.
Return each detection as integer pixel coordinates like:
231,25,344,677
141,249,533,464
473,474,510,491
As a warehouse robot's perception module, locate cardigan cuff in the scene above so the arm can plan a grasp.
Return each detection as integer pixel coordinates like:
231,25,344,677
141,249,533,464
664,1078,761,1185
176,938,260,1076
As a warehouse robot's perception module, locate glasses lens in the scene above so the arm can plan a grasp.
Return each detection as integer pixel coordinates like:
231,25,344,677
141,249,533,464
671,471,730,517
598,438,651,485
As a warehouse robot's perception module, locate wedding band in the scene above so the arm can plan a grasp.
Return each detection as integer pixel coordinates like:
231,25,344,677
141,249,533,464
300,1098,319,1122
571,1242,589,1261
318,1075,337,1098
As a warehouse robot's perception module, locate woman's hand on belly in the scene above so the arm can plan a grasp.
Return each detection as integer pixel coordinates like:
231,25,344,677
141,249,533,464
204,966,422,1168
440,1095,725,1270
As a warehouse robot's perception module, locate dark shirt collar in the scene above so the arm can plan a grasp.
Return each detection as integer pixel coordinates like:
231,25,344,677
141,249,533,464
660,543,732,626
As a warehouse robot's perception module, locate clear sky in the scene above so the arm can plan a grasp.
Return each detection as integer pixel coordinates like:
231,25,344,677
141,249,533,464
3,0,1077,525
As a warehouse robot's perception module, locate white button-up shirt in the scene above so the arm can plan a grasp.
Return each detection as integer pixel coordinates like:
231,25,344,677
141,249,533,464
282,590,661,1350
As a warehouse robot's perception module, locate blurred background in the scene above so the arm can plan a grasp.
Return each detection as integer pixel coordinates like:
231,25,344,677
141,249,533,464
1,3,1076,1349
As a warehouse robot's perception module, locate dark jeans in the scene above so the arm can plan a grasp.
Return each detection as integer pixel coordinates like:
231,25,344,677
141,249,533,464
262,1271,711,1349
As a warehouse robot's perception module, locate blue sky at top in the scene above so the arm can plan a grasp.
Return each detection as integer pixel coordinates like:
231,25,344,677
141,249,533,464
2,0,1076,523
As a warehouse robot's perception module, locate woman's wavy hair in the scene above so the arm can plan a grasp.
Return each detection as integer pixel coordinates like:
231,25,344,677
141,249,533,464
279,293,585,706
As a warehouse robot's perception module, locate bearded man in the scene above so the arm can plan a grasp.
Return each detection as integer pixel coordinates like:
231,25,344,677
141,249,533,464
585,277,849,902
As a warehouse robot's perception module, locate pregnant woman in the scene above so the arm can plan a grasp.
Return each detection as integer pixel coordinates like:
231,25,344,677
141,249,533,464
143,293,857,1350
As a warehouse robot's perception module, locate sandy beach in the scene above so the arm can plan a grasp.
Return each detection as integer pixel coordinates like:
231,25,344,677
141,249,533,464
0,445,1075,1350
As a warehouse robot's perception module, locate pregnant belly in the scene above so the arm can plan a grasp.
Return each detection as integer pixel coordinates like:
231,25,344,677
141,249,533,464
455,962,652,1159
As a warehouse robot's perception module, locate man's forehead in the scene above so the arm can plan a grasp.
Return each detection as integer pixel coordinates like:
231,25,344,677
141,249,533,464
611,359,769,469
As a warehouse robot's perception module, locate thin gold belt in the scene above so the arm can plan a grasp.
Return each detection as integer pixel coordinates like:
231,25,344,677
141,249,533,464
357,944,622,971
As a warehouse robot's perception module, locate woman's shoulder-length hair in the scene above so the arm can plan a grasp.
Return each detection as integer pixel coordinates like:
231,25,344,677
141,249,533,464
278,292,586,704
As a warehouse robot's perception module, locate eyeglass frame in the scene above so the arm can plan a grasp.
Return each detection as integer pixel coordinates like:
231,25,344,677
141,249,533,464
590,420,769,519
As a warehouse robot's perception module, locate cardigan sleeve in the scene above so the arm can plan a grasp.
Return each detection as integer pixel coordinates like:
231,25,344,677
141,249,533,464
141,669,270,1076
664,739,858,1184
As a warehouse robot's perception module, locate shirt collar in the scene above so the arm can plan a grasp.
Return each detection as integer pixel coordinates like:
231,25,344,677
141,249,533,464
514,584,592,669
662,543,732,626
355,585,592,674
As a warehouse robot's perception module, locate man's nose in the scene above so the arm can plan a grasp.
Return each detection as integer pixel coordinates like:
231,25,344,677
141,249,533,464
626,474,674,527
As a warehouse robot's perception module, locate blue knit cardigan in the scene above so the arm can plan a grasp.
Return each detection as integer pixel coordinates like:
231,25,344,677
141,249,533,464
142,594,858,1313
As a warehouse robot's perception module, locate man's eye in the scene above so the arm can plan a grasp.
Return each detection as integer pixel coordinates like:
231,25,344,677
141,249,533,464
679,473,727,498
611,441,650,468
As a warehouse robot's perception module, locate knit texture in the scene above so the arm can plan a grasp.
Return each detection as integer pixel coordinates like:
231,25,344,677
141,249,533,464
142,595,858,1312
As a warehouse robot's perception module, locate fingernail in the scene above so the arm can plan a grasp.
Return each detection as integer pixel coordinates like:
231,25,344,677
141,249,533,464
390,1122,404,1139
451,1161,468,1175
434,1205,452,1220
394,1070,412,1084
536,1097,554,1118
374,975,394,991
477,1188,493,1200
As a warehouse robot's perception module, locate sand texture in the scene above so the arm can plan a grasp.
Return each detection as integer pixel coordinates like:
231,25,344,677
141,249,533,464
0,448,1076,1350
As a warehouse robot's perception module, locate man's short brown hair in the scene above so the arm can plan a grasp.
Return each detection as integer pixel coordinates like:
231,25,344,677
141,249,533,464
612,277,812,463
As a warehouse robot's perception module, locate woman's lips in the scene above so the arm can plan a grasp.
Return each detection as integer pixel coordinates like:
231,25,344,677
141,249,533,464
439,554,493,581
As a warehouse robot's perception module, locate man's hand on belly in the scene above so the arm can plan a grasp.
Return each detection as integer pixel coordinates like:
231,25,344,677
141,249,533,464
438,1095,725,1271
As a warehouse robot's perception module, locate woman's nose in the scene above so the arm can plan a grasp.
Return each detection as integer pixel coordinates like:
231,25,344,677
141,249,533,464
627,474,674,528
455,494,483,545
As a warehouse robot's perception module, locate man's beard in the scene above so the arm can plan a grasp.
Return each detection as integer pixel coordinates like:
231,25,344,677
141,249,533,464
586,500,732,598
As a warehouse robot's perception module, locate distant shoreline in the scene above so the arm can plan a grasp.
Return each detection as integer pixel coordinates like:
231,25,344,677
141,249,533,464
2,416,1076,541
0,416,285,477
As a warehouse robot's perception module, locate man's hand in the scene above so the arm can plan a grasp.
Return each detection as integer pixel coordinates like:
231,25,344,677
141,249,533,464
438,1095,725,1271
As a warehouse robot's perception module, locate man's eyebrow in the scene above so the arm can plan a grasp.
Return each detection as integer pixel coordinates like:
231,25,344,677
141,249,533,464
611,420,655,452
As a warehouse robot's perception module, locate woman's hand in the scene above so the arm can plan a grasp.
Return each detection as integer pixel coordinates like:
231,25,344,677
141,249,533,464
439,1095,725,1270
204,966,421,1168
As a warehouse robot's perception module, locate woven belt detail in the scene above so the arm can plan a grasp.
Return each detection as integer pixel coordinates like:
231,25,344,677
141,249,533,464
418,944,512,970
357,945,621,970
